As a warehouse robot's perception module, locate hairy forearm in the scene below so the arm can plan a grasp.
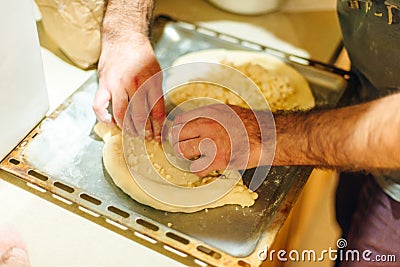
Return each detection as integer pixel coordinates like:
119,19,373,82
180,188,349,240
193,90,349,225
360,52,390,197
273,92,400,171
102,0,154,42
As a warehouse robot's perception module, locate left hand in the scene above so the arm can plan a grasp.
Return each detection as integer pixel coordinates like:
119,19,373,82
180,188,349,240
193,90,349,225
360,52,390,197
170,104,275,176
93,33,165,140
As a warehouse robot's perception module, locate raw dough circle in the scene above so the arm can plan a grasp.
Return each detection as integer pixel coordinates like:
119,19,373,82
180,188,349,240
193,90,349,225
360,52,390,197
95,122,258,213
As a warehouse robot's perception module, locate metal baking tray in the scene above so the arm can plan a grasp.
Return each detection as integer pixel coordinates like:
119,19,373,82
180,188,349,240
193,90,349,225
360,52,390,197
0,15,357,267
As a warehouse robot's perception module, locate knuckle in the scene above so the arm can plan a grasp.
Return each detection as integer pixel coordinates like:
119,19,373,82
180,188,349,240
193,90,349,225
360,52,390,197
171,127,182,140
151,110,166,120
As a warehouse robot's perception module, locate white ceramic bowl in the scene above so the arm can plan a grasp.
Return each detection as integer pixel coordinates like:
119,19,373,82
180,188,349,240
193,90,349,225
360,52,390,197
208,0,285,15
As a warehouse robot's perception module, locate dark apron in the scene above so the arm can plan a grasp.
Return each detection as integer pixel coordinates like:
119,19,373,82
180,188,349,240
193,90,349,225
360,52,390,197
338,0,400,100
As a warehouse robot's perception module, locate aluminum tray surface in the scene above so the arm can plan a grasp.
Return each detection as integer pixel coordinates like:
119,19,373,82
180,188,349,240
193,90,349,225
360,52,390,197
1,16,354,266
20,77,303,258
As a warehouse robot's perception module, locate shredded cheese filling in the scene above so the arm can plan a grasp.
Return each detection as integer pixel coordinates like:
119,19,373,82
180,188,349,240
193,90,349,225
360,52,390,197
168,61,296,112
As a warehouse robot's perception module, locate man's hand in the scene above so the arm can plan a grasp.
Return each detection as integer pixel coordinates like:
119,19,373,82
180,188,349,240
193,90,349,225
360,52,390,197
170,104,275,176
171,92,400,176
93,33,165,139
93,0,165,140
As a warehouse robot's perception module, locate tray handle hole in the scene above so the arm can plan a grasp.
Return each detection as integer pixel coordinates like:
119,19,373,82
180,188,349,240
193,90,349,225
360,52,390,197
9,158,20,165
54,181,75,193
28,170,48,181
136,218,159,231
196,245,221,259
80,193,102,205
107,206,130,218
166,232,189,245
238,260,251,267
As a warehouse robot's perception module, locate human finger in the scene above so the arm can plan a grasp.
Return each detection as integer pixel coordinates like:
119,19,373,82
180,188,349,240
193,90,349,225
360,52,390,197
190,138,218,176
144,115,153,140
123,108,138,137
93,84,113,124
190,156,213,176
170,119,205,145
173,107,208,125
173,138,201,160
130,88,150,137
111,89,129,128
147,75,166,141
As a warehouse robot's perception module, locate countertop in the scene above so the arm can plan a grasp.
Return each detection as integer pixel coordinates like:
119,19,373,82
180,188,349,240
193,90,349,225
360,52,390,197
155,0,341,62
0,0,342,266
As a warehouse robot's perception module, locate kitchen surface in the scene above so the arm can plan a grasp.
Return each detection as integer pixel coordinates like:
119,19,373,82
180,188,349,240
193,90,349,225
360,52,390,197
0,0,345,266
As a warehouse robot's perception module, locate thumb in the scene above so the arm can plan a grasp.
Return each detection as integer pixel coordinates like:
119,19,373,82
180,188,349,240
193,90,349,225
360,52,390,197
190,138,218,176
190,156,215,177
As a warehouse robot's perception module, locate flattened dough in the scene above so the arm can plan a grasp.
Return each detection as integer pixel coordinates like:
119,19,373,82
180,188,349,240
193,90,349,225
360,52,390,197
95,122,258,213
169,49,315,112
